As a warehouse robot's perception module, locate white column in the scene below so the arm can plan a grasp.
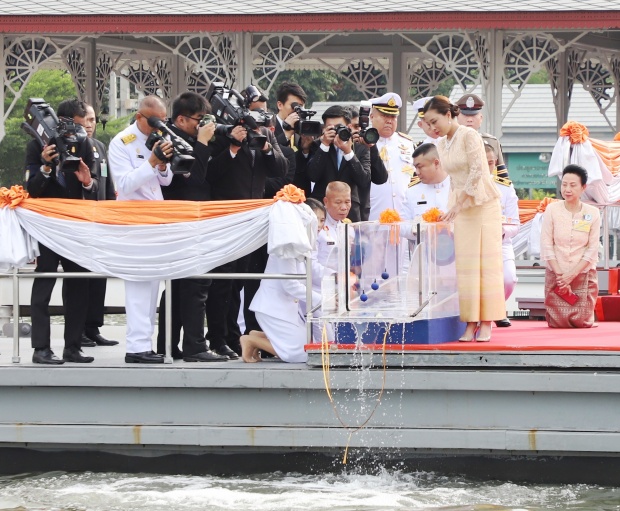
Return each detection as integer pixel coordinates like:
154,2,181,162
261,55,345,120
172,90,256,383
0,35,5,144
85,38,97,107
235,32,253,89
485,29,504,139
109,71,117,119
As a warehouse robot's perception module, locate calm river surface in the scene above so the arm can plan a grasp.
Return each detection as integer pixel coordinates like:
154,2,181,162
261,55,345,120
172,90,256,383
0,470,619,511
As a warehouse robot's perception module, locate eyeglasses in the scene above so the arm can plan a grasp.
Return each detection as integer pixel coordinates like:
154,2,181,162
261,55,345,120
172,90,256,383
183,115,203,123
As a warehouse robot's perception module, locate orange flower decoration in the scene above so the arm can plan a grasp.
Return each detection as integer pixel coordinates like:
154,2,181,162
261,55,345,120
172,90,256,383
274,184,306,204
0,185,29,209
614,132,620,142
560,121,589,145
378,208,401,224
421,207,443,223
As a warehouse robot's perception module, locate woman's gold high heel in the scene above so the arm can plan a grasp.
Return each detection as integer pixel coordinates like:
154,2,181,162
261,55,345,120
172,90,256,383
459,323,479,342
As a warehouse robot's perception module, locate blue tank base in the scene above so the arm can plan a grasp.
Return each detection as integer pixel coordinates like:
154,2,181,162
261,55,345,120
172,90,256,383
334,315,466,345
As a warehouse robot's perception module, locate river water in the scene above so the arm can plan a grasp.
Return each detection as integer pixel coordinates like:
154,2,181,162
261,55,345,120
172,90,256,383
0,470,618,511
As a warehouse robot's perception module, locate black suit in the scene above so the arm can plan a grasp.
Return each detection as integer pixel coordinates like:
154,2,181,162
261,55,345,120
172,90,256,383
156,123,215,357
358,143,388,221
25,138,97,351
205,128,287,350
306,141,371,222
83,138,117,339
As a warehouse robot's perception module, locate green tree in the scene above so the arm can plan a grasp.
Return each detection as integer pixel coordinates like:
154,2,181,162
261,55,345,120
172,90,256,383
4,69,77,119
265,69,369,108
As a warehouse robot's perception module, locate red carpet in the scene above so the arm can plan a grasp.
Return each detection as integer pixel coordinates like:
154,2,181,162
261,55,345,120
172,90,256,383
306,320,620,352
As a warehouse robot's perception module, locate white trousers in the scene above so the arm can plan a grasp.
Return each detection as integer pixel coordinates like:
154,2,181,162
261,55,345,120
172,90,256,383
124,280,161,353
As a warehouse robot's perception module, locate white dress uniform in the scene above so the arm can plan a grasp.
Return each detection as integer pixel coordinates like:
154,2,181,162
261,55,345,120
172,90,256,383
368,132,415,220
402,175,451,221
317,213,341,274
250,255,321,363
494,175,520,300
108,121,173,354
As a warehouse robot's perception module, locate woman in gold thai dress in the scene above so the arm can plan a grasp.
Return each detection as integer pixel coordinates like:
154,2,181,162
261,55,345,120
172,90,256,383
422,96,505,341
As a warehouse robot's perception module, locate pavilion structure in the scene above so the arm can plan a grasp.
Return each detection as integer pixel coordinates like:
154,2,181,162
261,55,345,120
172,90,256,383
0,2,619,144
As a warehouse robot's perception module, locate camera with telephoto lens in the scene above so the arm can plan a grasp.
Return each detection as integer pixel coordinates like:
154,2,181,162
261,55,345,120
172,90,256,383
199,114,217,127
332,123,352,142
290,102,323,137
21,98,88,173
145,117,195,175
206,82,267,149
358,100,380,145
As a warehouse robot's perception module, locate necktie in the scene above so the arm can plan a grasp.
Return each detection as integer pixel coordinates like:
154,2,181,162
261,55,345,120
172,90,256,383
290,134,298,152
337,148,343,170
56,168,67,188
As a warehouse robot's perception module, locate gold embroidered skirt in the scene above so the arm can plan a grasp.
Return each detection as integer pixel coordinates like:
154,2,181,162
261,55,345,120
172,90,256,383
453,198,506,322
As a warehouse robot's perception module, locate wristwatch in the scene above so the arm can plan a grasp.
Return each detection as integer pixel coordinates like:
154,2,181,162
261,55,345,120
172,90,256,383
261,142,273,153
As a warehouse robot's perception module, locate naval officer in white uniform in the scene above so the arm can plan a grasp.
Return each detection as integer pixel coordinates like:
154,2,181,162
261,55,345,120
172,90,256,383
485,144,519,327
402,143,450,221
108,96,173,363
368,92,415,220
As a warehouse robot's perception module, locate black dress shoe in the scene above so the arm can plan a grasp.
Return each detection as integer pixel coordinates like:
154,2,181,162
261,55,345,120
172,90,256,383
495,318,512,327
33,348,65,365
184,350,229,362
63,348,95,363
214,345,240,360
125,351,164,364
80,334,97,347
91,334,119,346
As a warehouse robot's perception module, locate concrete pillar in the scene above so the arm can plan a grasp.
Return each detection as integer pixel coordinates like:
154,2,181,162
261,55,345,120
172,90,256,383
391,36,405,132
109,71,117,118
485,29,504,139
235,32,253,90
85,38,97,107
0,35,5,144
555,50,570,130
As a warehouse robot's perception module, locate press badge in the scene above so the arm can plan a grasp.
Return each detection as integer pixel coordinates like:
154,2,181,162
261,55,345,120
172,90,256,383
100,160,108,177
572,219,591,232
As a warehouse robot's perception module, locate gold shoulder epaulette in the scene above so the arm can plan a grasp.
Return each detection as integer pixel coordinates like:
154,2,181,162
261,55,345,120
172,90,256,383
494,175,512,186
398,132,414,141
408,175,421,188
121,133,137,145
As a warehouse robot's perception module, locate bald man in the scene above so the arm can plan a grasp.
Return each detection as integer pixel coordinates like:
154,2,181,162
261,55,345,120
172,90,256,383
317,181,352,273
108,95,174,363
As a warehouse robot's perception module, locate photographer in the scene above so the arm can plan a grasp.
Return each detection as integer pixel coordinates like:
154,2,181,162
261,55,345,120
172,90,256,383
204,109,287,359
108,95,173,364
25,98,98,365
347,106,388,222
154,92,227,363
274,82,316,197
307,105,371,222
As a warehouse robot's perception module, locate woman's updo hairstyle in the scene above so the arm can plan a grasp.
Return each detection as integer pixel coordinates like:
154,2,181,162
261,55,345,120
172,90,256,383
421,95,460,119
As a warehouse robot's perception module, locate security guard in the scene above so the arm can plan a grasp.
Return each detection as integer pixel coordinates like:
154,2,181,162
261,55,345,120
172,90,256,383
485,144,519,327
402,143,450,221
457,93,505,166
368,92,415,220
108,96,173,363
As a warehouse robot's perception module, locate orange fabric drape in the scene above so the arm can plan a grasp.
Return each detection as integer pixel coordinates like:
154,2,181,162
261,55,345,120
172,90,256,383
518,198,557,225
1,184,274,225
590,138,620,176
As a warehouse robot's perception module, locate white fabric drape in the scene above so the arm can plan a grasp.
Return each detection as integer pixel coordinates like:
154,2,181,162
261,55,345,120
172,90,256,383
549,135,620,204
0,201,313,281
